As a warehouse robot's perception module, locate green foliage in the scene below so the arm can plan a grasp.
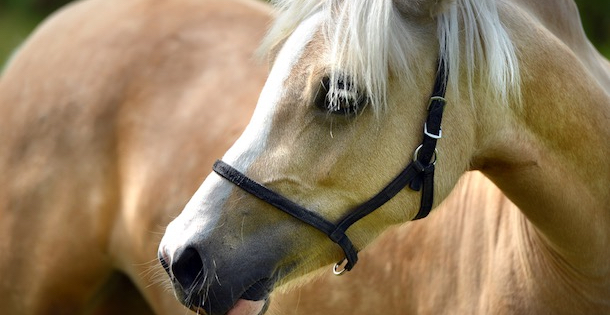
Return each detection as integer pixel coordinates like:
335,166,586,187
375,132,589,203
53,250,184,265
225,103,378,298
1,0,72,14
0,8,42,67
576,0,610,56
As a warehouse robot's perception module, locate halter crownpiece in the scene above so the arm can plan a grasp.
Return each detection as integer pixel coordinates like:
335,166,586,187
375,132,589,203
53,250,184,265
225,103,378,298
212,59,448,275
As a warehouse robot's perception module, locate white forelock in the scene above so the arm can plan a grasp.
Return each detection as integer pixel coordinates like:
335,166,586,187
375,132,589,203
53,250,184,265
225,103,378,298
261,0,521,112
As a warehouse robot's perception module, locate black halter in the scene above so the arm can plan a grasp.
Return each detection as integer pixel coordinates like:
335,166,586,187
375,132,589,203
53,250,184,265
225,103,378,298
212,60,447,274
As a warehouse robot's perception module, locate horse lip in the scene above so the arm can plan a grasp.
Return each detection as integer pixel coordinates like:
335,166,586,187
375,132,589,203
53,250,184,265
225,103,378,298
240,277,274,301
184,277,275,315
226,298,270,315
190,298,270,315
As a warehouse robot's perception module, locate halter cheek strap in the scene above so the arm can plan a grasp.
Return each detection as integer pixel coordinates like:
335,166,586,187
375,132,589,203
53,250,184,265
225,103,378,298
212,61,447,274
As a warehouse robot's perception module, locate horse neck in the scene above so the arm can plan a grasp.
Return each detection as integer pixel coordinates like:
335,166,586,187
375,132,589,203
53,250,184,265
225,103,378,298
469,36,610,279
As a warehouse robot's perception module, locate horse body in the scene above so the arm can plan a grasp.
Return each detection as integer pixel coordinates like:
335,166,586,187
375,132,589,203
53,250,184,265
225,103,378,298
160,0,610,314
0,0,269,313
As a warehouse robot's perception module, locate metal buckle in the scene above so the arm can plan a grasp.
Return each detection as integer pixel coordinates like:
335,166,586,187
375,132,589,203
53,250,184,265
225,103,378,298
424,123,442,139
427,96,447,110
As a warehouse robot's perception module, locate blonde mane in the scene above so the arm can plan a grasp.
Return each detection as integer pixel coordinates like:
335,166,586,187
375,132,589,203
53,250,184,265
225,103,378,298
261,0,521,112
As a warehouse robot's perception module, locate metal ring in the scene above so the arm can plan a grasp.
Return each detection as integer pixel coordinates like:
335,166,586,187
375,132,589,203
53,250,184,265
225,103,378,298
333,259,348,276
413,145,438,166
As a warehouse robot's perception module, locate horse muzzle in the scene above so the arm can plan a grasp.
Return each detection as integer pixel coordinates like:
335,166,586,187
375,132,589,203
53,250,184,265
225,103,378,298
158,243,278,315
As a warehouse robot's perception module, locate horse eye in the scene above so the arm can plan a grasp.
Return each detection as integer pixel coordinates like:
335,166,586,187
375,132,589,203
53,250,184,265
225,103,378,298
315,76,365,116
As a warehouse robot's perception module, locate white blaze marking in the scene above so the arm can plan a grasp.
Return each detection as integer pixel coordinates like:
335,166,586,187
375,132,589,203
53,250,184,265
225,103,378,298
160,12,323,256
222,11,323,169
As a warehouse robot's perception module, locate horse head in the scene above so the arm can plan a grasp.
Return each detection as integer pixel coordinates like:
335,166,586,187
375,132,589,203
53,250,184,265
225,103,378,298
159,0,522,313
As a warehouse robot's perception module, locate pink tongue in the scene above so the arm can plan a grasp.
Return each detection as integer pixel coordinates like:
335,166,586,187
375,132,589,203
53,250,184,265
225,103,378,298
226,299,265,315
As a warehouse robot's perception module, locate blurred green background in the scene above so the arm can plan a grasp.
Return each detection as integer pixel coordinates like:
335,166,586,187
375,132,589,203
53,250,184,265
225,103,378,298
1,0,609,65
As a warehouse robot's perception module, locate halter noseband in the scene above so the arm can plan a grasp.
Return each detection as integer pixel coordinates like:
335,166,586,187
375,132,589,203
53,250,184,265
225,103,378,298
212,60,447,275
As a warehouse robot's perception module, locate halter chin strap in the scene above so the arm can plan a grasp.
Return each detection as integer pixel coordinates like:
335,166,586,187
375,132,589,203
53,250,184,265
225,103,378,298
212,60,447,274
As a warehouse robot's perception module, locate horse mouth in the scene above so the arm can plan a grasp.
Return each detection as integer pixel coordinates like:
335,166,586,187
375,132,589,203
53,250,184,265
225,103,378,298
191,299,270,315
225,299,270,315
158,250,278,315
186,277,274,315
241,277,274,301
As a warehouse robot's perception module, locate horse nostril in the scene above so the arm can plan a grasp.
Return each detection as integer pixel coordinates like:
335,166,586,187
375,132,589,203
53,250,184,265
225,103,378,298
171,246,205,292
158,251,170,275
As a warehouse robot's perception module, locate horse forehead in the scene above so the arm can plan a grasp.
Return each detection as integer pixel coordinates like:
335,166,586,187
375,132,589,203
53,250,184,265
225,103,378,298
221,12,324,169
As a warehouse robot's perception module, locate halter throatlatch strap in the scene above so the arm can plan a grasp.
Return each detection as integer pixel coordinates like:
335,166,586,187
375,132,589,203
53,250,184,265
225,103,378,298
410,59,448,219
212,60,447,273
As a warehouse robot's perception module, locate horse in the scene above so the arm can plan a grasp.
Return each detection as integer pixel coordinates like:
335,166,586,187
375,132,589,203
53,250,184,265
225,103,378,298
0,0,271,313
0,0,455,313
159,0,610,314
